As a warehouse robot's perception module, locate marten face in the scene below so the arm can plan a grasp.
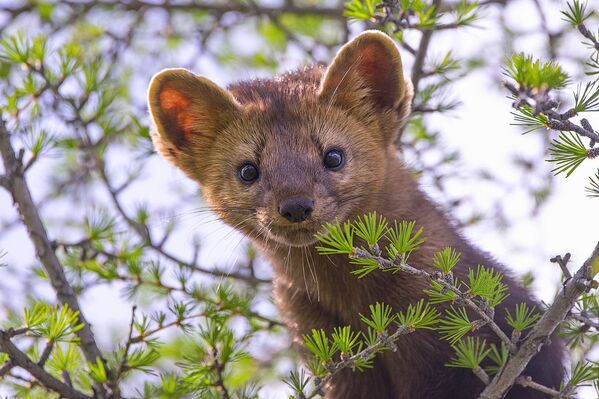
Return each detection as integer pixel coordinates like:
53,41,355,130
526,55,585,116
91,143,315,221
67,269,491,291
148,31,413,247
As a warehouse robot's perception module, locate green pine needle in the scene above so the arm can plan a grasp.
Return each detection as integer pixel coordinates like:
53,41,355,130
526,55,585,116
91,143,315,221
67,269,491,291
385,220,424,261
416,4,438,29
431,51,461,76
547,132,588,177
88,357,108,383
561,0,592,26
505,53,569,90
438,307,474,344
511,104,550,134
465,265,508,308
485,343,508,375
354,212,388,248
306,356,328,378
331,326,362,354
568,361,598,387
315,219,355,255
303,329,337,362
586,53,599,77
454,0,480,27
585,169,599,198
424,280,458,304
505,303,541,332
0,33,32,64
432,247,461,274
350,256,381,278
284,369,311,395
574,80,599,112
127,348,160,373
343,0,379,21
25,304,83,343
49,344,80,374
360,302,396,333
396,299,440,330
446,337,490,369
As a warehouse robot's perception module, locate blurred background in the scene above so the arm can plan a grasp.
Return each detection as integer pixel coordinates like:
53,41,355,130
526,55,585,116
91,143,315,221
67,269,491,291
0,0,597,397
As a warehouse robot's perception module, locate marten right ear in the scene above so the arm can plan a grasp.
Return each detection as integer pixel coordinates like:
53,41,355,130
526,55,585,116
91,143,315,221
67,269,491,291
319,31,413,143
148,68,241,179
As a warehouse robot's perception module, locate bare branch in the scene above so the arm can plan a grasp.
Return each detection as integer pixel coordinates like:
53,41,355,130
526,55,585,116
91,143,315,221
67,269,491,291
0,360,14,378
570,312,599,330
0,0,344,20
37,340,54,368
550,253,572,280
515,375,563,397
473,366,490,385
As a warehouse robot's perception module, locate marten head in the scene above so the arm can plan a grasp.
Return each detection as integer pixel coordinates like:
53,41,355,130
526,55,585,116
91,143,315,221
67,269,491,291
148,31,413,247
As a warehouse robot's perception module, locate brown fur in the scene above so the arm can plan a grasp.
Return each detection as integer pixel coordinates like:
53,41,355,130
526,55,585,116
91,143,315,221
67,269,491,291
148,31,564,398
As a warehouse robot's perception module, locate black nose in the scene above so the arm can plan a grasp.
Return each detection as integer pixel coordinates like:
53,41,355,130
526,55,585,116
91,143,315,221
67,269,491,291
278,196,314,223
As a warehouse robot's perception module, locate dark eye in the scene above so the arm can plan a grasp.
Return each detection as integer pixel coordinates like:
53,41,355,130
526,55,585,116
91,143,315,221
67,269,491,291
323,148,344,170
238,163,259,183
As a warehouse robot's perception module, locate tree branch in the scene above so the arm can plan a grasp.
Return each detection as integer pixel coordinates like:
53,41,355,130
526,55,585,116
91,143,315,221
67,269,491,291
3,0,345,20
0,118,108,397
95,162,270,285
0,330,92,399
515,375,562,397
353,248,517,353
306,325,411,399
570,312,599,330
479,242,599,399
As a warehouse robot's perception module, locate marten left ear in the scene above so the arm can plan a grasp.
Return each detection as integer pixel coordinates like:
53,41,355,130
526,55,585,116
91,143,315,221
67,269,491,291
319,30,413,141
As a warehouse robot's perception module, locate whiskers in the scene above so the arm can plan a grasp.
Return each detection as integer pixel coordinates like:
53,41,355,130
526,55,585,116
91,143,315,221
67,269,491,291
152,205,267,284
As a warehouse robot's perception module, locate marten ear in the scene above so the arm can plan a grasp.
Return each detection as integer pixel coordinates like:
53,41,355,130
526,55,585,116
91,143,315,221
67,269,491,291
319,30,413,141
148,68,241,179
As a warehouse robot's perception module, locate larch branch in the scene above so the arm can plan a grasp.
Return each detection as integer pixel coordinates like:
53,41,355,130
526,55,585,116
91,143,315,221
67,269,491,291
479,242,599,399
0,118,108,397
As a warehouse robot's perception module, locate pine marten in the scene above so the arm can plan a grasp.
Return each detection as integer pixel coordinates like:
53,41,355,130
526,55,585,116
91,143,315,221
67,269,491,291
147,31,564,399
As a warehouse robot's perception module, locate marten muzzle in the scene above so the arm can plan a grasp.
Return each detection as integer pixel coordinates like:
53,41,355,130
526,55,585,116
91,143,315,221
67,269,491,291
278,196,314,223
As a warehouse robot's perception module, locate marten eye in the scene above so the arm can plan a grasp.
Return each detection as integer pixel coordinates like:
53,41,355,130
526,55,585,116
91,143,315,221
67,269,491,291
238,162,259,183
323,148,344,170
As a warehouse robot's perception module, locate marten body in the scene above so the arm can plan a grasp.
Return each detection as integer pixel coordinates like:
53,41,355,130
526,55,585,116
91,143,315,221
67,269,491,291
148,31,564,398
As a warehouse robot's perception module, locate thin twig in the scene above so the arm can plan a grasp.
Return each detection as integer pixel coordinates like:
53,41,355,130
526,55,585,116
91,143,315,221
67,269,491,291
570,312,599,330
110,305,137,393
36,0,345,19
515,375,563,397
95,164,270,285
550,253,572,280
410,0,442,99
37,340,54,368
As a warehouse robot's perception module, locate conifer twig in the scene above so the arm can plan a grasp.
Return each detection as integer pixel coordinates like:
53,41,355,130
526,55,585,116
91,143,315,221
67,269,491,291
0,330,92,399
0,117,108,398
305,326,411,399
353,248,517,353
479,242,599,399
